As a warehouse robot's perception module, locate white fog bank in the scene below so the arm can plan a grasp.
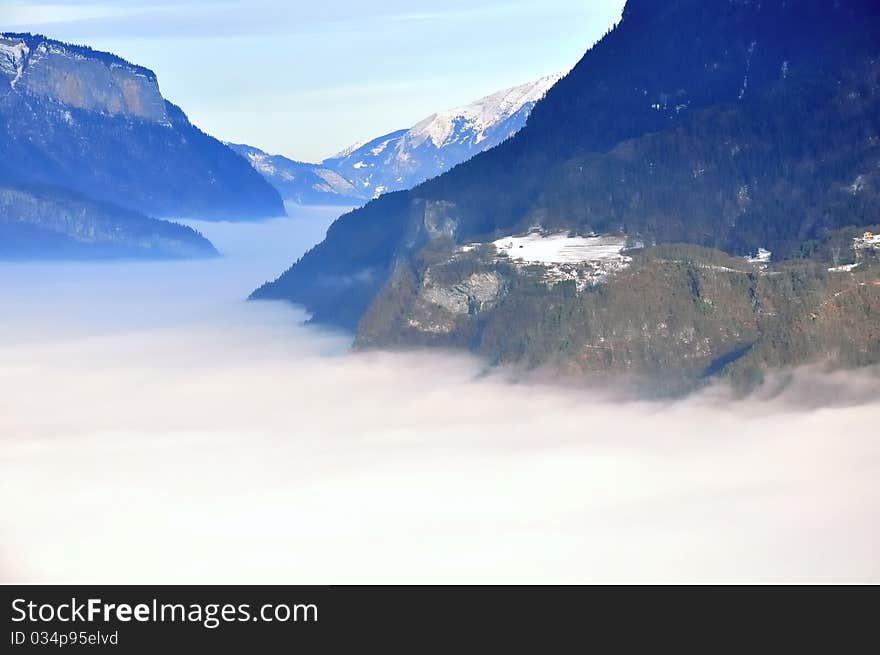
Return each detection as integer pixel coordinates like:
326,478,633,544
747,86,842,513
1,210,878,583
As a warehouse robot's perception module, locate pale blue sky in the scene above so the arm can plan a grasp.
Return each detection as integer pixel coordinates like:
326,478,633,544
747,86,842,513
2,1,625,161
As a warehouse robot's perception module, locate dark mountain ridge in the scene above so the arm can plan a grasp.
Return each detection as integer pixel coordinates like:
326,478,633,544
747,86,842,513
419,0,879,246
255,0,880,317
252,0,880,391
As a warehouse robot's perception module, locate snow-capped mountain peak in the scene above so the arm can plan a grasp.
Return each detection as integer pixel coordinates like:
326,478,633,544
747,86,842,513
407,73,564,149
237,72,564,205
322,72,564,200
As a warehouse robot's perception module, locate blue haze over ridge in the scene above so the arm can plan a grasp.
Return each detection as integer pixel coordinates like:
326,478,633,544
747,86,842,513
0,32,285,259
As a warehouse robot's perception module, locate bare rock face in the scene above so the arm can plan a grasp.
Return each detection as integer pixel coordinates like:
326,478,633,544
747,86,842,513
413,271,507,334
421,200,459,241
0,37,29,87
1,35,167,123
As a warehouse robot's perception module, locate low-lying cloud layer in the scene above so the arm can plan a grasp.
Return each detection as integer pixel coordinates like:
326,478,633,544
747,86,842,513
1,214,878,583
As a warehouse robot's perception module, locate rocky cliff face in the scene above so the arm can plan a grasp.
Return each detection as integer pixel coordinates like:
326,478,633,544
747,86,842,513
356,235,880,394
0,33,284,221
1,34,167,123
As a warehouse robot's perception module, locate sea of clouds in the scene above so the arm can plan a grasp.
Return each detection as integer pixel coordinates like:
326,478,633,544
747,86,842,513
1,211,878,583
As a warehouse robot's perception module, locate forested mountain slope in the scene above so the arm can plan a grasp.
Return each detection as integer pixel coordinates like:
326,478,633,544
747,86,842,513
254,0,880,390
0,183,217,259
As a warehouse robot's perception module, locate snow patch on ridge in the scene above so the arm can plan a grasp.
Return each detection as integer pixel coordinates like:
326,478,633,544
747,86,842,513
459,232,634,291
246,151,276,176
0,38,30,88
492,232,629,265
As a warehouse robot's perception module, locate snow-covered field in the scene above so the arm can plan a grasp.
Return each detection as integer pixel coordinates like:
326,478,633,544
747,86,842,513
493,232,628,265
486,232,632,290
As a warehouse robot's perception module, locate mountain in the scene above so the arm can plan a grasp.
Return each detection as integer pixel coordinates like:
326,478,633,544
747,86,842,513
0,182,216,259
0,33,284,220
226,143,363,206
253,0,880,392
323,74,563,200
235,74,561,205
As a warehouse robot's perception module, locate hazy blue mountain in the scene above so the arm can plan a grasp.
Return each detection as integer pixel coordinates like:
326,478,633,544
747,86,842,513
253,0,880,391
0,33,284,221
0,183,217,260
226,143,363,206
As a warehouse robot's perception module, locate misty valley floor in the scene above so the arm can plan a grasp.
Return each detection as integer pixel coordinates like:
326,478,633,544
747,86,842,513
1,209,878,583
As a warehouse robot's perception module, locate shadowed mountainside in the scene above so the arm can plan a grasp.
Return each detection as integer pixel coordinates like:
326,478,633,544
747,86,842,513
253,0,880,391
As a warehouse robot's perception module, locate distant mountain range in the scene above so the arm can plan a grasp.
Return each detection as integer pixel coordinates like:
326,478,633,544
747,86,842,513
0,33,284,258
253,0,880,393
226,143,365,206
233,74,562,205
